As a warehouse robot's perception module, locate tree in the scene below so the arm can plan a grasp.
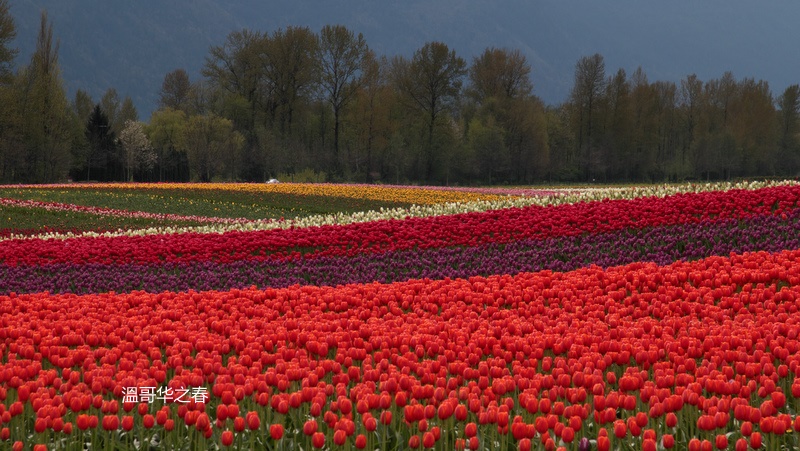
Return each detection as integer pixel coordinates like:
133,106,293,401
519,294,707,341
119,120,156,181
0,0,19,181
0,75,23,182
700,72,739,179
347,52,394,182
118,96,138,124
317,24,368,177
100,88,121,134
182,114,244,181
777,84,800,175
466,47,546,183
569,53,606,181
146,108,188,181
728,78,775,176
468,116,507,184
203,29,266,134
84,104,116,181
393,42,466,182
262,26,319,137
0,0,16,82
468,47,532,102
72,90,94,123
678,74,702,176
18,11,75,182
603,68,632,180
158,68,192,112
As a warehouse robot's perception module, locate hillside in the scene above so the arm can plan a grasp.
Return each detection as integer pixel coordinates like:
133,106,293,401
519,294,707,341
8,0,800,117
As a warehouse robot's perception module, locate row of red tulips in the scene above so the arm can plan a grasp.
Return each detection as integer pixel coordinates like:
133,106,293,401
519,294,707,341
1,186,798,267
2,249,800,449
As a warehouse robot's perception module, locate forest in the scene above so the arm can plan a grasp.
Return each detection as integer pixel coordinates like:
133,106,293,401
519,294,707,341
1,5,799,185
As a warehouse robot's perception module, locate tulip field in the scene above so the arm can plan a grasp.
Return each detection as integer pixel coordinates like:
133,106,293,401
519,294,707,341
2,181,800,451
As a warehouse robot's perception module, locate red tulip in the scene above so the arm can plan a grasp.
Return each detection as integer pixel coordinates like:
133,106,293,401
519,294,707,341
312,432,325,448
422,431,435,448
121,416,134,431
221,430,234,447
269,424,283,440
613,420,626,439
465,422,477,438
233,417,245,432
143,414,155,429
101,415,119,431
246,412,260,430
334,429,347,446
34,418,47,433
561,427,575,443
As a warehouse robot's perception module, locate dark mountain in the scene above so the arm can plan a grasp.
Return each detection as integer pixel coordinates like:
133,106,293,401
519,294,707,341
8,0,800,118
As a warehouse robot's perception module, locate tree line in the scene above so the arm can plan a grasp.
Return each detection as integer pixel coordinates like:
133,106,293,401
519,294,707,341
1,5,799,185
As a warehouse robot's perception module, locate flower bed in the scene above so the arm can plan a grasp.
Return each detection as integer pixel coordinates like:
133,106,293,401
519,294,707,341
1,250,800,449
1,181,799,450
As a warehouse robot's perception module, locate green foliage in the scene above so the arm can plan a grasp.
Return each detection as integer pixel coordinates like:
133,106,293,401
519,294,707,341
181,114,244,182
467,116,507,183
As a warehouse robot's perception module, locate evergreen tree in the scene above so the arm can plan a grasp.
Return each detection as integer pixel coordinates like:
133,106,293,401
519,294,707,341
84,104,116,181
